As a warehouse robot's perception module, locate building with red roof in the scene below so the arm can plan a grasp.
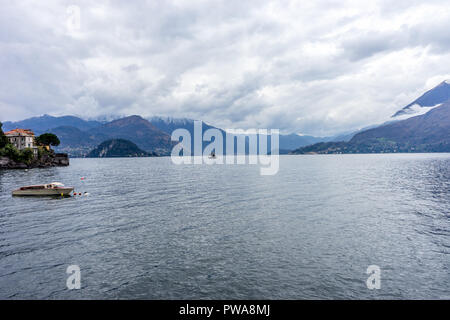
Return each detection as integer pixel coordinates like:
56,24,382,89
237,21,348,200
5,129,38,156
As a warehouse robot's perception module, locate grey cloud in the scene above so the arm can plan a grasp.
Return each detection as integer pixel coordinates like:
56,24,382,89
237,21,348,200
340,31,407,61
340,13,450,61
1,0,450,136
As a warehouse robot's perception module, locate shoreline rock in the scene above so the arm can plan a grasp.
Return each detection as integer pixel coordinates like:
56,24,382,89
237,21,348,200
0,153,69,169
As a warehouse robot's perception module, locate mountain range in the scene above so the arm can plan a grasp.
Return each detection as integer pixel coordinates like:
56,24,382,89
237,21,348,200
2,115,104,133
2,114,350,156
3,115,175,156
3,80,450,156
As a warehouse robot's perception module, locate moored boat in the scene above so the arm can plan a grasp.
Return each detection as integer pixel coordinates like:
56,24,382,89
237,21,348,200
12,182,74,196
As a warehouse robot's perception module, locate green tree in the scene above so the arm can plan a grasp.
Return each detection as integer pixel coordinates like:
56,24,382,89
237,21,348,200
0,122,8,149
0,144,20,161
18,148,34,164
36,133,60,147
0,145,34,164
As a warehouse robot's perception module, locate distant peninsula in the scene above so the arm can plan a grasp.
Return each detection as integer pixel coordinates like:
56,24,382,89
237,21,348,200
86,139,157,158
291,101,450,154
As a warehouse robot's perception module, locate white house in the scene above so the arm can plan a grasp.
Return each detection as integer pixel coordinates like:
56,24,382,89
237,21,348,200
5,129,39,156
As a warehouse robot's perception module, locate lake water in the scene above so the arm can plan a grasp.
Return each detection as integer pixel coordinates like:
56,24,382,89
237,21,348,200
0,154,449,299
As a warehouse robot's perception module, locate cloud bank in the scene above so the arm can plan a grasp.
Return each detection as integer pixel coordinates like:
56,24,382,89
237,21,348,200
1,0,450,136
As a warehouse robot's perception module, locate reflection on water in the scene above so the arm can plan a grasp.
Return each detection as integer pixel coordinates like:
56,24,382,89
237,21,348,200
0,154,449,299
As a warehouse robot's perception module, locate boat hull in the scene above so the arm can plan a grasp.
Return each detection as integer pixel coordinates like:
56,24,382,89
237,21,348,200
12,187,74,196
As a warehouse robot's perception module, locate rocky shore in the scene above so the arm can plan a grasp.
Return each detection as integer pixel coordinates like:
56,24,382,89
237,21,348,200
0,153,69,169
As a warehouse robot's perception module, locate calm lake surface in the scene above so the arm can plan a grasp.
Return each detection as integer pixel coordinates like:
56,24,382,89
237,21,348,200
0,154,449,299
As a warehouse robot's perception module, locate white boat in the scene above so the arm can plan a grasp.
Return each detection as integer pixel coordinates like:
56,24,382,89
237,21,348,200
12,182,74,196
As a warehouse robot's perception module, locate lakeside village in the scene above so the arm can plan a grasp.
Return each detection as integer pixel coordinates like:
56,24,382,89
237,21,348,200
0,122,69,169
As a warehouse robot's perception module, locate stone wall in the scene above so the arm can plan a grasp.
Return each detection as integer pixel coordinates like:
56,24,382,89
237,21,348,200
54,153,70,166
0,156,28,169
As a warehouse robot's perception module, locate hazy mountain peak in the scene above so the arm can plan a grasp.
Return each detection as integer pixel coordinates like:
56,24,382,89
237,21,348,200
148,116,194,126
120,115,144,121
2,114,103,133
106,115,147,125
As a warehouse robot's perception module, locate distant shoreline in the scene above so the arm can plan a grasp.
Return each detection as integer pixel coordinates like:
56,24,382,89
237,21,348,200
66,152,450,159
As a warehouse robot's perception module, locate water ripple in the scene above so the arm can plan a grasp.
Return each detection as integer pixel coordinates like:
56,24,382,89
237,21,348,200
0,154,449,299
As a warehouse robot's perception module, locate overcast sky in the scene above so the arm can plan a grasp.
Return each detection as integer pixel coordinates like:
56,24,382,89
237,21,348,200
1,0,450,136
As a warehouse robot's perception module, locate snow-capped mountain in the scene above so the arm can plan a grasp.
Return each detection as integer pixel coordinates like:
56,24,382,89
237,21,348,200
392,80,450,117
